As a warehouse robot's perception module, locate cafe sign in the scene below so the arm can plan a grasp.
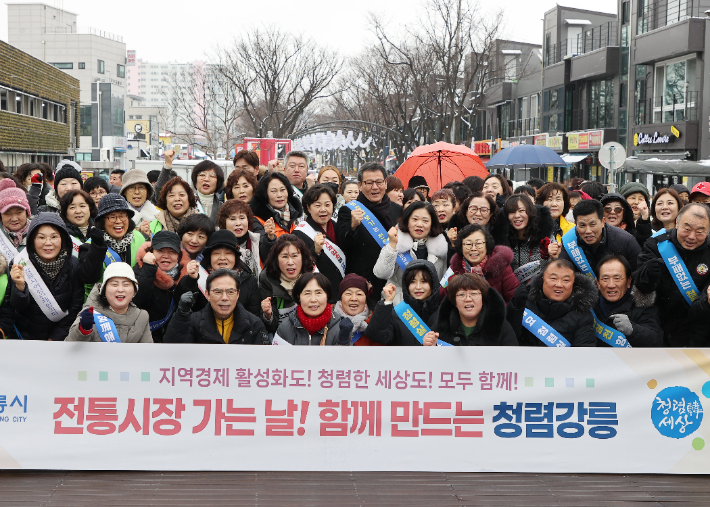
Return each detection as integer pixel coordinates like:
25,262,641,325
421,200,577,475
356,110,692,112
633,126,681,147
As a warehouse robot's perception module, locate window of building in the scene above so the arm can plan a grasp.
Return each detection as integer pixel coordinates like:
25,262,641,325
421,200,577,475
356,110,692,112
117,64,125,78
653,56,696,122
29,98,34,117
51,62,73,69
80,105,92,136
504,55,517,81
53,104,59,122
621,1,630,24
98,60,105,74
588,78,614,129
15,93,22,114
78,62,85,70
0,89,6,111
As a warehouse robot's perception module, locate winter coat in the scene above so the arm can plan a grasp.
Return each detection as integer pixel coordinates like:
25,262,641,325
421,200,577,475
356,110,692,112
506,272,598,347
196,192,223,225
635,229,710,346
250,192,303,238
559,223,642,275
9,213,86,341
132,242,198,342
128,200,159,228
599,193,652,248
336,195,403,300
64,218,95,243
592,287,663,347
80,231,147,287
65,284,152,343
36,189,60,213
435,287,518,346
163,302,268,344
500,205,555,275
0,254,16,338
373,229,448,305
275,307,347,346
442,247,519,303
259,269,298,333
294,217,343,303
365,260,441,346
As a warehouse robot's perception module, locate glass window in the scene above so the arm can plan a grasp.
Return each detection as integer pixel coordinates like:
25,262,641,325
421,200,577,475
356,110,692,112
15,93,22,114
0,89,6,111
621,1,630,24
98,60,105,74
543,90,550,112
29,98,34,117
51,63,73,69
78,62,85,69
504,55,516,81
117,64,125,78
53,104,59,121
80,105,92,136
550,89,558,110
42,101,48,119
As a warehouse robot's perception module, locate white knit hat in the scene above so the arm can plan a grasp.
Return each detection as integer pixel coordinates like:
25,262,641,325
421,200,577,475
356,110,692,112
102,262,138,292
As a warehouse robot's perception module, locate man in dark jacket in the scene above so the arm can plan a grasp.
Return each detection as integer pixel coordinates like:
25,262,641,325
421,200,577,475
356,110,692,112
558,198,641,275
600,193,652,248
507,259,597,347
164,268,268,344
593,255,662,347
435,273,518,346
336,162,402,300
634,203,710,346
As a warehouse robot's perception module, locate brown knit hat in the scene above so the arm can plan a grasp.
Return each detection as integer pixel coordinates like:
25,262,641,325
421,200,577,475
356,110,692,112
338,273,370,299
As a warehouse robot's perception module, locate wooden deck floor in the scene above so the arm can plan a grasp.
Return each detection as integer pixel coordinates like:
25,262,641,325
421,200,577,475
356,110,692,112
0,471,708,506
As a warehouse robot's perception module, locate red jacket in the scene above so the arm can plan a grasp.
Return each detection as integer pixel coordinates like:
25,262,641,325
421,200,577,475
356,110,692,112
441,246,519,303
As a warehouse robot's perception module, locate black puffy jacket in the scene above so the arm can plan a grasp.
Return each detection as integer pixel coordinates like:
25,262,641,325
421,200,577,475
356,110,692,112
591,287,663,347
164,302,268,344
365,259,441,346
435,287,518,346
635,229,710,346
507,271,598,347
559,223,641,275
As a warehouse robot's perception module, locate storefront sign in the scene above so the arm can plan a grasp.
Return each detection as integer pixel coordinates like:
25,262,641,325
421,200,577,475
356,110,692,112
634,127,681,147
534,134,548,146
2,342,710,473
567,130,604,151
473,141,491,156
567,133,579,151
546,136,563,150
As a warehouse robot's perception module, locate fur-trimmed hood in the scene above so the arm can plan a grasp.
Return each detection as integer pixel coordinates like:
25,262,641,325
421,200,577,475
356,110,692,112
630,285,656,308
395,228,448,259
449,245,513,279
136,241,190,290
528,270,598,313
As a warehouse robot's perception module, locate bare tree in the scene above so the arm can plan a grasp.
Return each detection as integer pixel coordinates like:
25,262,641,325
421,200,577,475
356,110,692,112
163,63,243,158
215,26,343,139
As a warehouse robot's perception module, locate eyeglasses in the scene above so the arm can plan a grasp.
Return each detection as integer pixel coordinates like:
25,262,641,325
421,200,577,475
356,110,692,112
456,291,482,300
89,190,107,197
604,206,623,214
599,276,625,283
105,212,128,223
462,240,486,249
197,172,217,179
468,206,490,214
210,288,239,297
362,179,386,188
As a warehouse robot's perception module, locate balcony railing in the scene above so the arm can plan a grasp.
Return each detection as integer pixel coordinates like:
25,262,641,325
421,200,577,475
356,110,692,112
638,0,698,34
569,106,615,131
544,21,619,67
635,91,698,124
44,26,123,42
508,117,540,137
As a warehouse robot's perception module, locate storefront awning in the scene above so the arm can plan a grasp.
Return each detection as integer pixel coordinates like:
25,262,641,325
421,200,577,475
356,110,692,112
561,153,589,163
636,151,690,161
623,158,710,177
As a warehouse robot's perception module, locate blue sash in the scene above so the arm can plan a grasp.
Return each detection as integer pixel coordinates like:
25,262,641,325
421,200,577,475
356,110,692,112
94,311,121,343
346,201,412,271
352,331,364,344
86,238,121,266
522,308,571,347
590,309,632,348
652,228,666,238
149,299,176,332
562,228,595,279
657,239,699,305
393,301,452,346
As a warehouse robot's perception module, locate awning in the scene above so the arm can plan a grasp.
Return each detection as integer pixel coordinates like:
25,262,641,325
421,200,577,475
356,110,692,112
564,19,592,25
623,158,710,177
636,151,689,160
561,153,590,163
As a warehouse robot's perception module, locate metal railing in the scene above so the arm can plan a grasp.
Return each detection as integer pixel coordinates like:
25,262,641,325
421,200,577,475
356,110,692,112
638,0,697,34
43,26,123,42
544,21,618,67
635,91,698,124
508,117,540,137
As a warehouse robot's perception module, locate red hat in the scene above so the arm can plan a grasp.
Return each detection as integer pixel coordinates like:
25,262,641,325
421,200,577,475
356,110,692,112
691,182,710,198
0,178,31,215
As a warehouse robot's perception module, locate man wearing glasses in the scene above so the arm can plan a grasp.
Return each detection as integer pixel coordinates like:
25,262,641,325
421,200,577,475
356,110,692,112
336,162,403,299
164,268,268,344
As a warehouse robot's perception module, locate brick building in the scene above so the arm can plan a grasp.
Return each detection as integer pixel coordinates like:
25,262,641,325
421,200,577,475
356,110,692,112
0,40,80,170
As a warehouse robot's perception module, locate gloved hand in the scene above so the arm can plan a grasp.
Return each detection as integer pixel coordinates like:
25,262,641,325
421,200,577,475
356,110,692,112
644,258,664,279
30,172,43,186
178,291,195,314
612,314,634,336
338,317,354,345
495,194,506,208
89,226,106,248
79,306,94,333
512,283,528,309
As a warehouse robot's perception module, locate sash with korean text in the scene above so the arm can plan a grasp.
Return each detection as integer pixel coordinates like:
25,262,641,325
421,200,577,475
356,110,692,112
346,201,412,271
657,239,699,305
149,299,175,332
590,310,632,348
70,236,82,258
513,260,542,284
13,249,68,323
93,311,121,343
295,221,346,277
0,230,19,263
197,266,209,297
521,308,571,347
393,301,452,346
562,228,595,279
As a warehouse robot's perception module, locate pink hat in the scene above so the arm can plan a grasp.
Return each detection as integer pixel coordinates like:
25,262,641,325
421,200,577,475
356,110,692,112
691,182,710,198
0,178,31,215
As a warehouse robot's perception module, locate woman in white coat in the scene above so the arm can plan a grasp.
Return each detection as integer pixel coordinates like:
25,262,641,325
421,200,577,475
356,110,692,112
373,201,448,304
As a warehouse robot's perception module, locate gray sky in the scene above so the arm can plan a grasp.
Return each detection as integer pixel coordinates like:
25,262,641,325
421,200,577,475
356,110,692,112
0,0,617,62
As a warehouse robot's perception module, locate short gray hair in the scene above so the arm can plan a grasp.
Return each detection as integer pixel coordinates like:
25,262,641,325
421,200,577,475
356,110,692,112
357,162,387,183
284,151,308,167
677,203,710,223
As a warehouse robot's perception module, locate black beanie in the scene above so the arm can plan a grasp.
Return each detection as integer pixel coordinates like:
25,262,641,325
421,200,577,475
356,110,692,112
54,164,83,191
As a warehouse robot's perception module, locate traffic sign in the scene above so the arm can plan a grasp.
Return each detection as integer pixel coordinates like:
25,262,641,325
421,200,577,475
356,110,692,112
598,142,626,192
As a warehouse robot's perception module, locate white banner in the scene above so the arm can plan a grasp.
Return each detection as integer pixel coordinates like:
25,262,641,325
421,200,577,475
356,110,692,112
1,342,709,472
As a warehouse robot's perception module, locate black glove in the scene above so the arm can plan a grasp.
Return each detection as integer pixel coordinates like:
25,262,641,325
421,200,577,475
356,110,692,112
178,291,195,314
495,193,506,208
79,306,94,332
644,258,665,279
338,317,354,345
89,226,106,248
512,283,528,309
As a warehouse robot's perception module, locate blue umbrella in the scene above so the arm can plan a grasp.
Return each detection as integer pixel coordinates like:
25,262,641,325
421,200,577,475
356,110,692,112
485,144,568,168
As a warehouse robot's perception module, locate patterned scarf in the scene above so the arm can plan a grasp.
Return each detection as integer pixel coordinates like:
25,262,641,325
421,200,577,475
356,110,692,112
297,303,333,336
105,231,134,254
3,218,31,248
333,301,369,336
267,203,295,231
412,238,428,260
463,255,488,276
158,208,199,233
32,249,68,282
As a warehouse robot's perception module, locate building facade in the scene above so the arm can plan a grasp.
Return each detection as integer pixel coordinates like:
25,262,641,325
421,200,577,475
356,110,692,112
0,40,79,169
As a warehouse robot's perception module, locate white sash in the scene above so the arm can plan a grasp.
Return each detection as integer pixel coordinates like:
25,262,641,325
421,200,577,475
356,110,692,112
272,333,292,346
197,266,209,297
0,230,19,263
14,249,69,323
295,221,346,277
70,236,82,258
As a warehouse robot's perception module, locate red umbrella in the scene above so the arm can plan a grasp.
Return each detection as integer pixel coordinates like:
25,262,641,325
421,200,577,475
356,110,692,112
394,142,489,192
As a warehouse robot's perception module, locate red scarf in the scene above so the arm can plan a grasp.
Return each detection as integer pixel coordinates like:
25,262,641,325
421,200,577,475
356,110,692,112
297,304,333,335
317,220,338,245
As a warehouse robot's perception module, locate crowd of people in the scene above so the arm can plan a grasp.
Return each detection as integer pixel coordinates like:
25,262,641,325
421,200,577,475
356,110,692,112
0,149,707,348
